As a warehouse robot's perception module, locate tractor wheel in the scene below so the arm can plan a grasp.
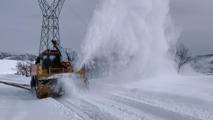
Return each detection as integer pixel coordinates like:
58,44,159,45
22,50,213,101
35,80,49,99
30,76,37,96
30,76,36,89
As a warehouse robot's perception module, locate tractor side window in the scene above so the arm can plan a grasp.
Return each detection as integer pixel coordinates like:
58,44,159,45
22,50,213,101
42,55,51,69
35,57,40,64
50,55,57,67
53,55,61,67
43,55,47,59
48,55,61,68
50,55,56,61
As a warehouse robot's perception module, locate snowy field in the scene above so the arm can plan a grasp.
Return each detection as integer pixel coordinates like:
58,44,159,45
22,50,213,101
1,60,213,120
0,60,17,75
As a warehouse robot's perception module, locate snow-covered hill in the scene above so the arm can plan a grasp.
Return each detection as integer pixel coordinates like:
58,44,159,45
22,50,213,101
0,52,12,59
0,52,36,61
183,54,213,75
0,52,36,75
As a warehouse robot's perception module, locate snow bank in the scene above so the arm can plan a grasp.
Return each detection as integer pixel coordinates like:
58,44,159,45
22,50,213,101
0,60,17,75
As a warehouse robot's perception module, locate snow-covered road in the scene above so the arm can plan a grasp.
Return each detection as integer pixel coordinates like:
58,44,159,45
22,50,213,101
1,74,213,120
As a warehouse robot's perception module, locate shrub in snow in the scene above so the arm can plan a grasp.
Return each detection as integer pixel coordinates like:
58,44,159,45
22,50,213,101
16,61,32,77
175,43,191,72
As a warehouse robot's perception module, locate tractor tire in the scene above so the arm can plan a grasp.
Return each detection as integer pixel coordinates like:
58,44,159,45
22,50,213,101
30,76,36,89
35,80,49,99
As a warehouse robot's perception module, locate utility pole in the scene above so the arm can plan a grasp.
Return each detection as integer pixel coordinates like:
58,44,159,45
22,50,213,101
38,0,65,54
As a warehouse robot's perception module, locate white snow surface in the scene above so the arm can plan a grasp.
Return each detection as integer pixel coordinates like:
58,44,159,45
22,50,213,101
0,58,213,120
1,60,213,120
1,73,213,120
0,60,17,75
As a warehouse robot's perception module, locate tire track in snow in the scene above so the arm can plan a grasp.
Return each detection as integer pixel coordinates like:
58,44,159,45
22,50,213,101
61,98,118,120
109,94,202,120
51,87,202,120
76,99,118,120
41,82,212,120
84,97,158,120
59,99,93,120
115,89,213,120
47,98,87,120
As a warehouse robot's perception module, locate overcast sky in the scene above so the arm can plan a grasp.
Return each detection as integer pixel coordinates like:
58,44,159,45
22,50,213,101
0,0,212,55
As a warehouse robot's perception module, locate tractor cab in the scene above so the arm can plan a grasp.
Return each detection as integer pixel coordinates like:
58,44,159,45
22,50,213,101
37,50,61,69
33,49,72,78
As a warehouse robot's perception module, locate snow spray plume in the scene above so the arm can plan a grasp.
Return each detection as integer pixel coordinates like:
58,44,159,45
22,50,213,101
81,0,178,80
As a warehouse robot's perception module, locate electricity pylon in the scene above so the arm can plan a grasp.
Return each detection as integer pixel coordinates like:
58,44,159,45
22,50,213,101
38,0,65,54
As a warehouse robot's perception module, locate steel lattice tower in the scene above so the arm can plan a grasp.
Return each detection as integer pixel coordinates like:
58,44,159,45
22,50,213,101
38,0,65,54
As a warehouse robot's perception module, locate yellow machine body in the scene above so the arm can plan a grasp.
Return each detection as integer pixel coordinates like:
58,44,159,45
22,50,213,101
31,50,74,98
31,49,87,98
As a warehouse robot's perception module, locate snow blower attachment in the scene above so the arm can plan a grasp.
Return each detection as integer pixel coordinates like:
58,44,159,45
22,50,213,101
31,0,87,99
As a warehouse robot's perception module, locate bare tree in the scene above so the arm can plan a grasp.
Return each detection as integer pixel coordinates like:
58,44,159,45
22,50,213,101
16,62,32,77
176,43,190,72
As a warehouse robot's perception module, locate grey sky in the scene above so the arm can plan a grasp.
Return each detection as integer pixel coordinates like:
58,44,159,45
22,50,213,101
170,0,213,55
0,0,97,55
0,0,212,55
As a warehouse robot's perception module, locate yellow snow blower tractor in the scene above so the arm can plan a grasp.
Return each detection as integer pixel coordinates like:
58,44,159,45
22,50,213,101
31,40,87,98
